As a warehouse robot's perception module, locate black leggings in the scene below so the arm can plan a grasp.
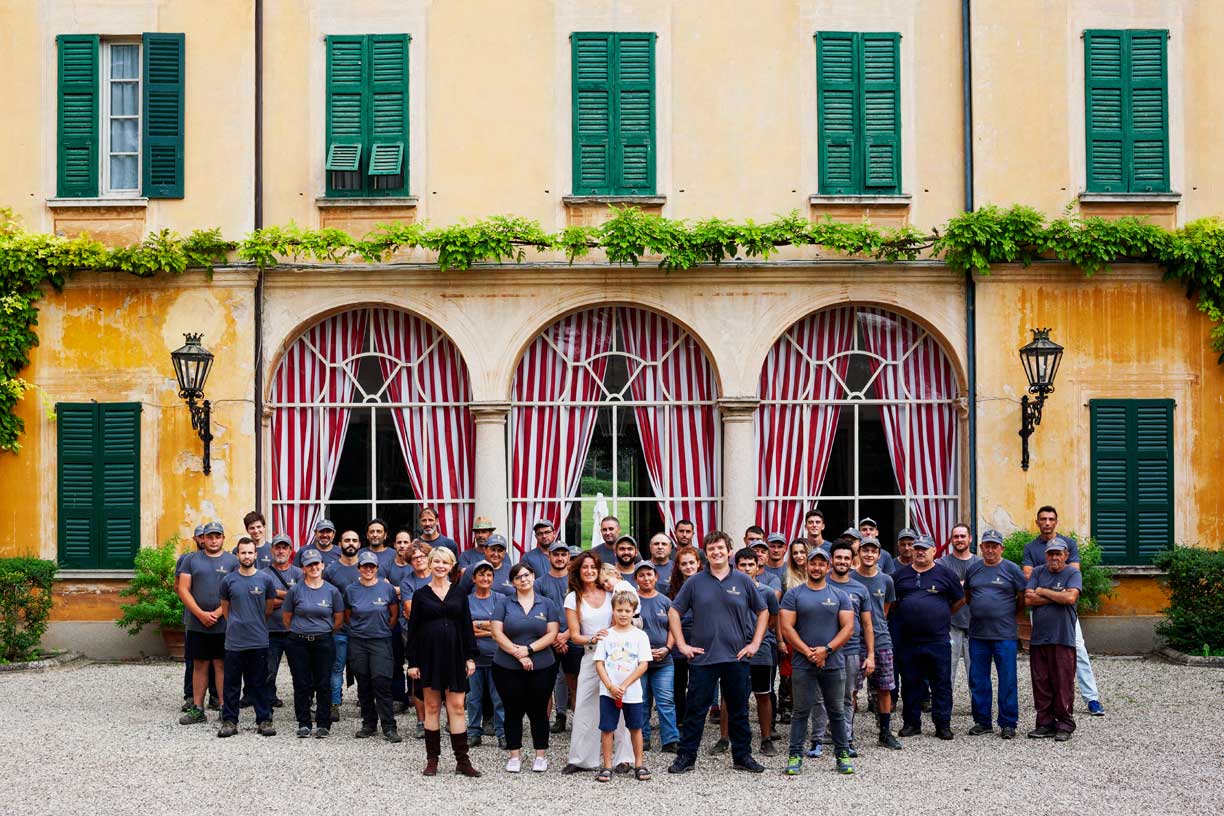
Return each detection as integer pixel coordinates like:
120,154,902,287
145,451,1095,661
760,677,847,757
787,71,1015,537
492,663,557,751
674,657,690,727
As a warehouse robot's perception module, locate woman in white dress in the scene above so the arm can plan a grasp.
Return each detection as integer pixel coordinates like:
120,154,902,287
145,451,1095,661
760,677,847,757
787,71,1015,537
561,552,636,773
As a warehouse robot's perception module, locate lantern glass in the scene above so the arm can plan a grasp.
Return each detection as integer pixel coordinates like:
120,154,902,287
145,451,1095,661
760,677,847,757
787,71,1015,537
170,333,214,398
1019,328,1064,392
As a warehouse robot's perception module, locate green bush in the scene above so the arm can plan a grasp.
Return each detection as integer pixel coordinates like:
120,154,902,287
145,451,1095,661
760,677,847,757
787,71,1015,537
116,537,187,635
0,557,57,662
1002,529,1115,613
1154,545,1224,653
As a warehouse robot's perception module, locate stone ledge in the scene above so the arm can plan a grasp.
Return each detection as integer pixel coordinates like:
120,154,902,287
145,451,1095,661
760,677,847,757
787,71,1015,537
46,197,149,209
0,651,84,673
1156,645,1224,667
56,570,136,580
1078,192,1180,229
563,195,666,227
1078,192,1181,204
1109,565,1167,577
809,194,912,206
314,196,419,208
561,195,667,206
810,194,911,228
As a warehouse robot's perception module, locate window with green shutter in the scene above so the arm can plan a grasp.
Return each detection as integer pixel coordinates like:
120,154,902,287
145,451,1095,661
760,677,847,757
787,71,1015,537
57,403,142,570
1084,30,1170,193
1090,399,1174,565
816,32,902,196
56,33,184,199
325,34,409,198
571,32,656,196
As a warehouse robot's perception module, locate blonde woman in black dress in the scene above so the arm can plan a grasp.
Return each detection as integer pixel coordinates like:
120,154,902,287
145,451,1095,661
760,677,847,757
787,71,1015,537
404,547,480,777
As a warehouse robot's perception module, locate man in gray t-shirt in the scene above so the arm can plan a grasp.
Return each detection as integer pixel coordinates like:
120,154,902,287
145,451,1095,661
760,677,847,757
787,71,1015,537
937,523,980,695
177,521,240,724
1025,540,1082,740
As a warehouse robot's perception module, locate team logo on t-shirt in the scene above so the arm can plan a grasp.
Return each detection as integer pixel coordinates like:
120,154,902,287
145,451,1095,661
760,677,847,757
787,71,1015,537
1052,580,1064,590
926,585,940,594
534,611,547,620
992,575,1005,584
821,596,838,607
215,566,228,574
873,588,886,598
655,608,667,618
249,585,263,595
726,586,741,597
317,598,331,608
373,596,387,606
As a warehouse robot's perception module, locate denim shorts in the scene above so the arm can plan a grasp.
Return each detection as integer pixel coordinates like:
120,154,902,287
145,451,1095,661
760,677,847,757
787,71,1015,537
598,696,645,731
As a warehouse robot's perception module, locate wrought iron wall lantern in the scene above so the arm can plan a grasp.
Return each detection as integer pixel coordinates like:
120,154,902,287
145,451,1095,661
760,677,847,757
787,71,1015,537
1018,327,1064,471
170,333,215,475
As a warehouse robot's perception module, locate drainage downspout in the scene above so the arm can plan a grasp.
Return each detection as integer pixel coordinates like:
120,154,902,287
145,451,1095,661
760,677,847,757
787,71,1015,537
962,0,978,540
253,0,265,513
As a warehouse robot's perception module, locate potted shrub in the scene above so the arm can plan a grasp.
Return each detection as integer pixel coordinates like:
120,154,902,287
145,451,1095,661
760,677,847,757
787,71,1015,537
116,536,189,658
1003,530,1114,649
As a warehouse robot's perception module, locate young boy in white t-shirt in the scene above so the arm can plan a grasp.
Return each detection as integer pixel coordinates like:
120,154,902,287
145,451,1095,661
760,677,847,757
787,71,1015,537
594,590,653,781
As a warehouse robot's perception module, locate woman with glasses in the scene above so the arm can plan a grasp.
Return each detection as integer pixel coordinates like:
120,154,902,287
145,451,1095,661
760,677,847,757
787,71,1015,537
491,563,560,773
344,550,400,742
404,547,480,777
281,549,345,738
399,541,433,738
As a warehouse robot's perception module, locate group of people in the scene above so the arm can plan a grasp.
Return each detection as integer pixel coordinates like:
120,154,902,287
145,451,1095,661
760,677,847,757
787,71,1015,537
173,503,1103,778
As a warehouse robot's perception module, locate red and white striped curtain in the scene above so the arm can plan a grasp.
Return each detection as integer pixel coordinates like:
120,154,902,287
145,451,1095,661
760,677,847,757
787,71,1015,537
271,310,368,550
618,308,720,541
510,309,614,555
755,307,856,540
858,308,960,555
370,309,476,547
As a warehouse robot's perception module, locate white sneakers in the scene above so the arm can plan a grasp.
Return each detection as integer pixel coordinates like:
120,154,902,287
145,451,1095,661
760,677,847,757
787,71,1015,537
532,756,548,773
505,757,522,773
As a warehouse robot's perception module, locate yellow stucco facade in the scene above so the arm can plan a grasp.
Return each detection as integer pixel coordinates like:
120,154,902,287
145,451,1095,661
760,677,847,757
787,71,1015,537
1,0,1220,656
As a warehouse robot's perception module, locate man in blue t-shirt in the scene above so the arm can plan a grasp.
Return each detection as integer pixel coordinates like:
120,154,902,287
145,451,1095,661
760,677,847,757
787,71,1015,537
827,540,874,756
938,523,981,695
1022,505,1104,716
417,506,460,557
177,521,240,725
523,518,556,578
963,529,1027,738
458,516,497,569
218,539,278,737
892,535,964,740
296,518,341,567
261,534,302,709
667,531,769,774
779,546,855,776
322,530,364,720
1026,539,1083,741
536,539,576,735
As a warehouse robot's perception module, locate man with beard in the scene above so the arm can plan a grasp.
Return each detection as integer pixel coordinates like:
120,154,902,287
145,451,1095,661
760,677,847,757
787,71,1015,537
613,535,640,581
459,516,497,569
938,524,981,694
363,517,397,570
537,540,578,735
218,539,278,737
418,506,460,557
827,540,874,756
177,522,240,725
297,518,341,567
672,519,696,550
262,534,302,709
524,518,557,579
893,536,964,740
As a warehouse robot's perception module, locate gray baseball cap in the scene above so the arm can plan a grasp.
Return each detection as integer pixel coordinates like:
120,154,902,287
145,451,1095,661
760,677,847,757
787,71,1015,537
766,532,787,545
270,534,293,548
193,524,205,537
633,559,655,574
299,549,323,566
532,518,554,530
1044,539,1068,553
981,529,1005,545
357,550,380,567
859,536,881,549
807,547,831,562
549,539,570,553
201,521,224,536
842,527,863,541
485,534,508,550
913,535,936,550
314,518,336,533
897,528,919,542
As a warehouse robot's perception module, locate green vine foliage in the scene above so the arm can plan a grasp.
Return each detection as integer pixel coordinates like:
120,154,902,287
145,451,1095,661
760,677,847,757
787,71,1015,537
3,202,1224,452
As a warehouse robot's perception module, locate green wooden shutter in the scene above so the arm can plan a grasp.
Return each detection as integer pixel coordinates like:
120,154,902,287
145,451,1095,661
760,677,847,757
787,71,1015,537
613,33,655,195
860,33,901,193
326,35,368,197
142,33,185,198
1085,30,1169,193
1127,31,1169,192
56,35,100,198
1090,399,1174,565
57,403,141,569
368,34,409,196
57,405,99,568
817,32,858,194
572,33,614,194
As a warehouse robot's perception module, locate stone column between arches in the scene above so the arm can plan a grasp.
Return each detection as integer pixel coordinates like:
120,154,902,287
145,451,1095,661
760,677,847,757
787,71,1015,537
718,397,760,544
469,401,511,540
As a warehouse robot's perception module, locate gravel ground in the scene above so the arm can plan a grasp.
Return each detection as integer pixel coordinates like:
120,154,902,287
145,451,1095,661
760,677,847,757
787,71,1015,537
0,656,1221,816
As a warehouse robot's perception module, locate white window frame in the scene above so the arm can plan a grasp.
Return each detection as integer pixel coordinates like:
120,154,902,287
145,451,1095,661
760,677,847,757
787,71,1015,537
755,310,959,530
266,312,476,526
101,39,142,197
508,309,723,542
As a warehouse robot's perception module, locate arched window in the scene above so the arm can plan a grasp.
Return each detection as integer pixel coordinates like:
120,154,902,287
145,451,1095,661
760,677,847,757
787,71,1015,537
268,308,474,548
509,307,720,554
755,306,960,551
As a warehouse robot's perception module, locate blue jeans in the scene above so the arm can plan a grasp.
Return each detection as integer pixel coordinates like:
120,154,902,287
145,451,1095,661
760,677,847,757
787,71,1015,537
466,665,505,739
789,660,847,755
1074,620,1100,703
330,632,349,706
969,637,1019,728
898,640,952,730
640,662,679,746
678,662,753,764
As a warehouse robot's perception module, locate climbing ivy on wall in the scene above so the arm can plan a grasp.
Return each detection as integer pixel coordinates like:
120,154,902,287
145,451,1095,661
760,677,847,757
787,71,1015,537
2,203,1223,452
